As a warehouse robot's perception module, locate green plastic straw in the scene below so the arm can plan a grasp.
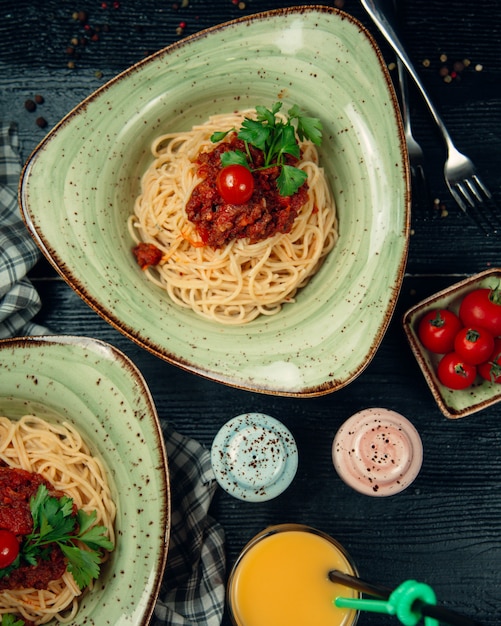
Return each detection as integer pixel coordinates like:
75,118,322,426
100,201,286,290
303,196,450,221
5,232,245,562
329,570,482,626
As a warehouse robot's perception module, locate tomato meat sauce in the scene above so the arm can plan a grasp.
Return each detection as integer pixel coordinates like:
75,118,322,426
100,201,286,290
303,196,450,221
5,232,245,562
0,466,68,591
132,241,163,270
185,134,309,249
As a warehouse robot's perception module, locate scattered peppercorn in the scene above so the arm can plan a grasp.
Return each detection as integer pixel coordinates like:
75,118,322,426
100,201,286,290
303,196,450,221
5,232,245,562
24,99,36,112
36,117,48,129
34,94,44,104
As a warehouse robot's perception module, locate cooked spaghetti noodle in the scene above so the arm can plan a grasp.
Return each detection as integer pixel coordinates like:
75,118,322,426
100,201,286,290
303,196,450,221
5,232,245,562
128,110,338,324
0,415,116,625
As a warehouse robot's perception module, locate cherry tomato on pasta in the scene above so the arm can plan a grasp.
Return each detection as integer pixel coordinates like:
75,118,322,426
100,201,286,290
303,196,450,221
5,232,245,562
454,326,495,365
417,309,462,354
478,338,501,384
437,352,477,390
0,529,19,569
459,287,501,337
216,165,255,205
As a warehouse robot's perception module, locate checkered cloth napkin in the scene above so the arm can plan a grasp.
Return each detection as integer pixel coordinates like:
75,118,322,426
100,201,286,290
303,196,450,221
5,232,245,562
0,121,50,337
154,426,226,626
0,121,226,625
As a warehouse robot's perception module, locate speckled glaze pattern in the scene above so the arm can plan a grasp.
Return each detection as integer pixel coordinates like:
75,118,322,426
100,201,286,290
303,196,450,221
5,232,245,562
403,268,501,419
19,6,410,397
211,413,298,501
0,336,170,625
332,408,423,497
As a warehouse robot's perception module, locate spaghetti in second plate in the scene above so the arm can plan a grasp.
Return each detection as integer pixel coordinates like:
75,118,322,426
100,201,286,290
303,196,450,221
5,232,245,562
0,415,116,625
128,110,338,325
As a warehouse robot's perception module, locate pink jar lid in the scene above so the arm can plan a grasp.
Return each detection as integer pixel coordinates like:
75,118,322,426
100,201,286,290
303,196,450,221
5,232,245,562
332,408,423,497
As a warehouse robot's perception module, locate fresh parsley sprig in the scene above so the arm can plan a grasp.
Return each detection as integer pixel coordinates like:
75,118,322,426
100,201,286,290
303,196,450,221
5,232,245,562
210,102,322,197
1,484,114,591
1,615,25,626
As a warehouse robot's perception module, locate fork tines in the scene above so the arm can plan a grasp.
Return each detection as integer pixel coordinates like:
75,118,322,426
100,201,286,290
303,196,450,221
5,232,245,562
448,177,500,235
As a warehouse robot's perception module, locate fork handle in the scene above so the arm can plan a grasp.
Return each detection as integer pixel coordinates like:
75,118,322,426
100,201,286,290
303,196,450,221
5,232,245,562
391,0,411,132
360,0,456,152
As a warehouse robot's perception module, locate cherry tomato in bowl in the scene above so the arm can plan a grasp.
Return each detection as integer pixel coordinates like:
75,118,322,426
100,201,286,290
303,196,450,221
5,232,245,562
417,309,462,354
454,326,495,365
459,286,501,336
478,338,501,384
0,529,20,569
216,164,255,205
437,352,477,390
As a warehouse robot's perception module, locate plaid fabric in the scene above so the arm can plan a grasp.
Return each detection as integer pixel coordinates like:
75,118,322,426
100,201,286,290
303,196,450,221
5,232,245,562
0,121,50,337
154,426,226,626
0,121,226,625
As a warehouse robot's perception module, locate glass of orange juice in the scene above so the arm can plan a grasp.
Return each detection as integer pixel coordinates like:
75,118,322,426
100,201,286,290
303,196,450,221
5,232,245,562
227,523,359,626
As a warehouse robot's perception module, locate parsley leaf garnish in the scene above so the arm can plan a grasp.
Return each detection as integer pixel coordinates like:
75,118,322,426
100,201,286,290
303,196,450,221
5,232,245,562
1,614,25,626
210,102,322,197
1,484,114,591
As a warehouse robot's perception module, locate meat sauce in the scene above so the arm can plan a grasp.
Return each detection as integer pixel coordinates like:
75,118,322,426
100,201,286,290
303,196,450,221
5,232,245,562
132,241,163,270
0,466,67,591
185,134,309,249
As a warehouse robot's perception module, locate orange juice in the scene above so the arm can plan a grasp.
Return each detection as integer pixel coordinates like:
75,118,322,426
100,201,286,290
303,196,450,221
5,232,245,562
227,524,359,626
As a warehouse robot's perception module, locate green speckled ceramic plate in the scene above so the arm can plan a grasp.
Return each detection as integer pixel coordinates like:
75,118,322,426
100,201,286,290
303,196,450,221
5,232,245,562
403,268,501,419
0,336,169,625
19,6,409,397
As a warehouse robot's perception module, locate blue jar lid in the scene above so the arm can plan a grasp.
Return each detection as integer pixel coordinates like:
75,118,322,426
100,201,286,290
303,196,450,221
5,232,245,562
211,413,298,502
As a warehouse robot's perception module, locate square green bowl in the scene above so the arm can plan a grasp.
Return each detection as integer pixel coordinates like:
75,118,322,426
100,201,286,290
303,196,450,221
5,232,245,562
403,268,501,419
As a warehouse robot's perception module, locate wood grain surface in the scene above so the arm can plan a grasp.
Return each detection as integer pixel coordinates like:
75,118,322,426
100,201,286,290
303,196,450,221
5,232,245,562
1,1,500,624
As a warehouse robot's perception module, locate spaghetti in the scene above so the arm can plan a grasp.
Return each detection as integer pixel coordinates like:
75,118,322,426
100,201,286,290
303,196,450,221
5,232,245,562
128,109,338,325
0,415,116,625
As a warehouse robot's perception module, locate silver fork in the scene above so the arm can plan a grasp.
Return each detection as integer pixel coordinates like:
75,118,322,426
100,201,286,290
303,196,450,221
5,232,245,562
361,0,500,235
395,56,429,213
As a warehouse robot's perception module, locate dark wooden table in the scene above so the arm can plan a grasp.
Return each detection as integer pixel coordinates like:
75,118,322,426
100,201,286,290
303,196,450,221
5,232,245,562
1,1,500,624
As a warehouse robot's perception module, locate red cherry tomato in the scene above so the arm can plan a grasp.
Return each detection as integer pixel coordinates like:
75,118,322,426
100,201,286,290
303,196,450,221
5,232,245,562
216,165,255,205
437,352,477,390
478,337,501,383
417,309,462,354
454,326,495,365
0,529,20,569
459,287,501,337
